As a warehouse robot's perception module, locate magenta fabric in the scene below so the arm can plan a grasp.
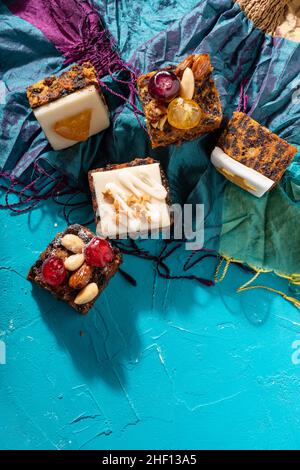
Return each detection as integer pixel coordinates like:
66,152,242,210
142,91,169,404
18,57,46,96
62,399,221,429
6,0,120,75
1,0,143,213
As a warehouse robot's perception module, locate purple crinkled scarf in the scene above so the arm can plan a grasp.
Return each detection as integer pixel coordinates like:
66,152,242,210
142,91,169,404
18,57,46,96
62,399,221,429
1,0,143,213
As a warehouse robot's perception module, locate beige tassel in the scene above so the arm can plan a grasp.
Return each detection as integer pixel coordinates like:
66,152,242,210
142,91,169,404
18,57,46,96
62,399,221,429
237,0,289,35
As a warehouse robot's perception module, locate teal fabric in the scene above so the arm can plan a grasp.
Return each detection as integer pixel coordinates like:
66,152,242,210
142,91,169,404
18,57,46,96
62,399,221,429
1,0,300,271
220,185,300,275
218,29,300,275
103,0,300,273
2,0,300,450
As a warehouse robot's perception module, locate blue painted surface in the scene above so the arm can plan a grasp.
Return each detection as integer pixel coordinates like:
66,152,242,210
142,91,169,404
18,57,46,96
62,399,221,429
1,0,300,451
1,202,300,450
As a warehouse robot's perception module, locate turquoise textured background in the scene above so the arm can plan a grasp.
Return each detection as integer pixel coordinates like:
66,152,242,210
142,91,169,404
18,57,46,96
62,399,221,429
2,202,300,450
1,0,300,450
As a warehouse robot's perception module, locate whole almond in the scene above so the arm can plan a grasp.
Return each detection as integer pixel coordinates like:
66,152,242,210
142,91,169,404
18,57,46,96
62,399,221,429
69,263,93,289
180,67,195,100
64,253,85,271
175,54,195,74
61,234,85,253
74,283,99,305
191,54,212,80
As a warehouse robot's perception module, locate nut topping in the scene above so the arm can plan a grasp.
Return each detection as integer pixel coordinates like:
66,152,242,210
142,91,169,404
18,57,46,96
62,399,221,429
158,115,168,131
179,67,195,100
102,188,115,204
69,263,93,289
175,54,195,75
150,121,159,129
191,54,213,80
175,54,213,81
61,234,85,253
64,253,85,271
74,282,99,305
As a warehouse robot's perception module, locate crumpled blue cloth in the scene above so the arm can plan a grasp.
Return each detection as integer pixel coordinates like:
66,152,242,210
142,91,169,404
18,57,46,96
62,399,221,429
1,0,300,274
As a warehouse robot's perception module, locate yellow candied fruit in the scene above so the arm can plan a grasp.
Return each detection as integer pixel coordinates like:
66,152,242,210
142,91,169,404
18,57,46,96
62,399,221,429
54,109,92,142
167,97,202,130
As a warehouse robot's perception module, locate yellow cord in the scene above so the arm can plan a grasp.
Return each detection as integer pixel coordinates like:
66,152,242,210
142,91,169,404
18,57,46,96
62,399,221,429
237,284,300,310
275,272,300,286
214,257,231,283
237,270,261,291
215,253,300,310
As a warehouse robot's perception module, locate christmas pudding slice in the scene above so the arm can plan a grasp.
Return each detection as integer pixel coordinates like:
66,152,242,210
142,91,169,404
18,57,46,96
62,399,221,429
28,224,122,314
26,62,109,150
89,158,172,239
211,112,298,198
137,54,222,148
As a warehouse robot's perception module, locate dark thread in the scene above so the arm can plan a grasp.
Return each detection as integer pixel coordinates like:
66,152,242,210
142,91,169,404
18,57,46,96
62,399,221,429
112,239,215,288
119,268,137,287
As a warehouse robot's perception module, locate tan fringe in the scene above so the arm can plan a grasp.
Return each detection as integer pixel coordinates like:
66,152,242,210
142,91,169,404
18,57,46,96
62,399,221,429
237,0,289,34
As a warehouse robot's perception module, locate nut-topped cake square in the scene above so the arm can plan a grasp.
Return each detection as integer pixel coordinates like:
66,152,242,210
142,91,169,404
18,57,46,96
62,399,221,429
137,54,222,148
89,158,172,238
27,224,122,314
26,62,109,150
211,112,298,198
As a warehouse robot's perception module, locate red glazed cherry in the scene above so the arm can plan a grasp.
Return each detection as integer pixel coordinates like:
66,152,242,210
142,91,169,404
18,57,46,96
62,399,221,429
148,71,180,102
84,237,114,268
42,255,67,287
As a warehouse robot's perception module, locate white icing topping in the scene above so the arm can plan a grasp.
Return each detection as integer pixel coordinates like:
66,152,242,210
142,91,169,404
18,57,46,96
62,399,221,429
117,170,167,200
101,168,167,230
92,163,171,238
33,85,109,150
211,147,275,198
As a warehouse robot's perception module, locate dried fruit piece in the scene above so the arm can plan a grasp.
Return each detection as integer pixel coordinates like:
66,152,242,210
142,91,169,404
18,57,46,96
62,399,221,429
69,263,93,289
74,283,99,305
84,237,114,268
179,67,195,100
61,234,85,253
148,71,180,102
64,253,85,271
42,256,67,287
54,109,92,142
167,97,202,130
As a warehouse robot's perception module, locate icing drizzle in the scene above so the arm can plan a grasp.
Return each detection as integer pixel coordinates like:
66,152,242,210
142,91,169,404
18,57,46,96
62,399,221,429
101,167,168,234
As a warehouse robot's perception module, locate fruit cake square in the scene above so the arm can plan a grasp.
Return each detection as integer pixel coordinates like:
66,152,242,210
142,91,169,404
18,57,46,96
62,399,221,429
211,112,298,198
27,224,122,314
26,62,109,150
89,158,172,238
137,54,222,148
